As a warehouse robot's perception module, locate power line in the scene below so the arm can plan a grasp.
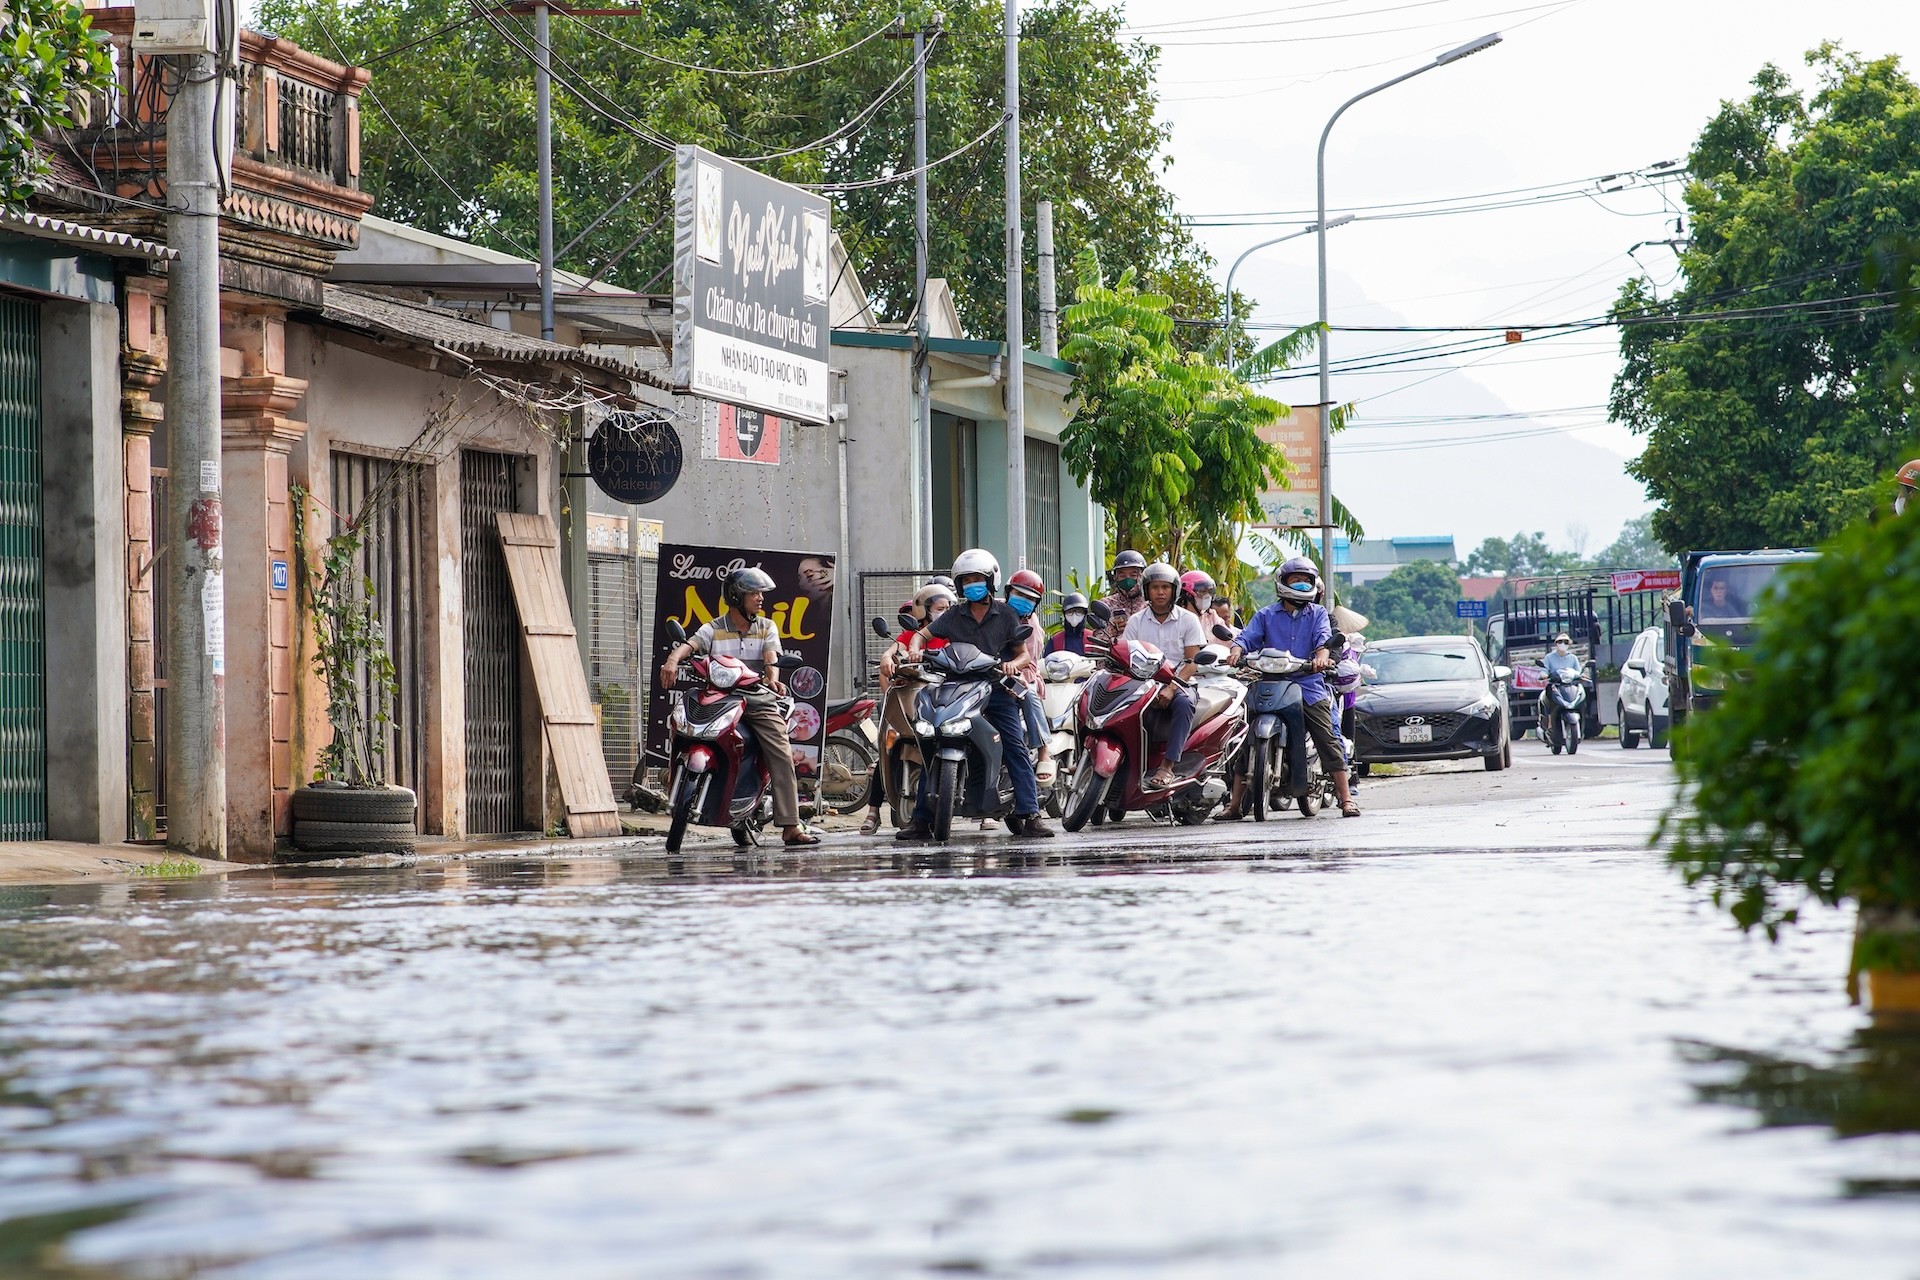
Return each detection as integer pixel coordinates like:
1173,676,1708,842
1137,0,1577,46
801,113,1008,192
558,10,903,76
1183,162,1684,225
1126,0,1456,38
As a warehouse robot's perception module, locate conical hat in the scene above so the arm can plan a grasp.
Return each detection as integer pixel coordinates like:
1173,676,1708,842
1331,604,1369,632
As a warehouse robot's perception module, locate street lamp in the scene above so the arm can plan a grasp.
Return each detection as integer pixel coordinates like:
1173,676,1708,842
1315,31,1503,574
1222,214,1355,340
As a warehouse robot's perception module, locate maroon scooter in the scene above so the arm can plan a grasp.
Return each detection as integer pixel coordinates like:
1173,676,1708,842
1059,636,1245,830
661,619,799,853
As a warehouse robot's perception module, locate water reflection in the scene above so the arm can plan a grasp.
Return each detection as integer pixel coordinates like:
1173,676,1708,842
0,851,1916,1277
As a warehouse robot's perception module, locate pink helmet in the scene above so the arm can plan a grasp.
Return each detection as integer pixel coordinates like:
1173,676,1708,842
1180,570,1216,597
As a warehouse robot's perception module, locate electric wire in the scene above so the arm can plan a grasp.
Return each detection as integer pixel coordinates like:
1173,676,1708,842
1133,0,1575,46
557,10,903,77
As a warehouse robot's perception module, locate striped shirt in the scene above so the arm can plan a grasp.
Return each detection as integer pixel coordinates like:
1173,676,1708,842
690,613,782,673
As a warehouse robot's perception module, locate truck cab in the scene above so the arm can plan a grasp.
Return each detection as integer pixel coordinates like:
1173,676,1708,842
1665,548,1817,721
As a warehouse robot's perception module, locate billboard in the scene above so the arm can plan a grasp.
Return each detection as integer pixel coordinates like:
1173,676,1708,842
644,543,836,772
1253,405,1322,528
671,145,832,424
1609,569,1682,594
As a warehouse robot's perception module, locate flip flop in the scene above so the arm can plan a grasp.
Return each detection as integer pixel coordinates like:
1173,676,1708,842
1035,759,1058,786
1340,803,1362,818
783,829,822,846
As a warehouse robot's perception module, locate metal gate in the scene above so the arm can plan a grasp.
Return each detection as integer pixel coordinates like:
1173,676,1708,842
332,450,427,814
854,568,943,690
589,551,638,798
0,296,44,840
461,450,522,833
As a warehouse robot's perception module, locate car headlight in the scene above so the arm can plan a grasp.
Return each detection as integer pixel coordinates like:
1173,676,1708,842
1458,696,1500,717
941,717,974,736
913,719,936,736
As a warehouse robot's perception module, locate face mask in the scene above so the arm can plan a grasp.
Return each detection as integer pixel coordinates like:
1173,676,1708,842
928,602,950,621
1116,576,1140,594
1064,610,1087,628
1282,580,1315,598
1009,595,1035,617
962,582,990,603
1194,594,1213,616
1555,643,1571,653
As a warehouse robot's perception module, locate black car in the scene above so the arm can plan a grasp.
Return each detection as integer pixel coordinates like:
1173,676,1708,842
1349,636,1512,773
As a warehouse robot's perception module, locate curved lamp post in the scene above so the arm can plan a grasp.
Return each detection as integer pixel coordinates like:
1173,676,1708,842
1222,214,1355,340
1315,31,1503,573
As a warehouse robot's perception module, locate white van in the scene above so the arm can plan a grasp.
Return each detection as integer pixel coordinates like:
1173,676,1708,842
1616,625,1669,749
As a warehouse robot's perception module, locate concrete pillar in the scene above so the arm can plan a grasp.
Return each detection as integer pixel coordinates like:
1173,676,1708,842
220,309,307,859
122,287,166,840
40,297,129,843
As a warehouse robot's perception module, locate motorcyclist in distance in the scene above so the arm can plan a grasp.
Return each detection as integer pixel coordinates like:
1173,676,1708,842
1098,549,1149,640
1179,570,1218,624
1219,556,1359,819
1121,562,1207,791
1047,592,1094,655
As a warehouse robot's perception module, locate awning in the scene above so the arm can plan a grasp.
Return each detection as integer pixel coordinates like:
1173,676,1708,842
0,211,177,261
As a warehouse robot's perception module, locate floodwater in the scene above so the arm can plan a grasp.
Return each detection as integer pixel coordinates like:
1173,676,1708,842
0,849,1916,1279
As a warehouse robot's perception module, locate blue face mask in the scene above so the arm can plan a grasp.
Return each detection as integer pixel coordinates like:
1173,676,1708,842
962,582,990,603
1282,580,1316,599
1009,595,1035,617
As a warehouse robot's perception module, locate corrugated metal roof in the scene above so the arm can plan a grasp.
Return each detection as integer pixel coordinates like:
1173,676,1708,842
318,286,669,389
0,211,177,260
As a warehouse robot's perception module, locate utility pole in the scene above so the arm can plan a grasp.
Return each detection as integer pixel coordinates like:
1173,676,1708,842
534,0,556,342
1003,0,1027,570
164,45,227,859
912,23,933,568
1036,199,1056,359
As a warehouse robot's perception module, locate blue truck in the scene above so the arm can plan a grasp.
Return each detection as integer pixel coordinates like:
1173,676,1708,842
1665,548,1818,723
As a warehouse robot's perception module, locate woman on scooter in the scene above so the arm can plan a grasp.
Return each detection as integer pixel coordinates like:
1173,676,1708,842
1219,557,1361,820
859,584,953,835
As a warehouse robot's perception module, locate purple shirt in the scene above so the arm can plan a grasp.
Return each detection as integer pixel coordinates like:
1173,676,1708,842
1238,602,1333,705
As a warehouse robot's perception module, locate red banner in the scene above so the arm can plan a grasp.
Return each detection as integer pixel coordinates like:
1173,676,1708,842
1610,569,1681,594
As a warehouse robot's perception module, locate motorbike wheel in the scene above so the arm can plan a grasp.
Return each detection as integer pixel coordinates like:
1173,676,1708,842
1249,742,1269,823
1298,787,1319,818
1061,758,1109,833
821,732,875,812
931,756,962,843
1566,712,1581,755
730,823,754,848
665,770,701,854
889,757,919,830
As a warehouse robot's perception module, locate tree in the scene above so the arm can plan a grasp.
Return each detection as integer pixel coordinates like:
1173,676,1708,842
1346,560,1464,642
1610,47,1920,553
1594,512,1669,567
257,0,1225,330
1059,247,1291,598
2,0,112,210
1461,531,1584,578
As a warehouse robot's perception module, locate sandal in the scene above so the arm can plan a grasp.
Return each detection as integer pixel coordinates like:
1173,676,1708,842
1340,802,1362,818
859,811,881,836
783,828,822,847
1212,808,1245,822
1035,757,1057,787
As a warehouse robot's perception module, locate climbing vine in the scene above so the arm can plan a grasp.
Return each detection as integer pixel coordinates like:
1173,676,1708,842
291,483,397,786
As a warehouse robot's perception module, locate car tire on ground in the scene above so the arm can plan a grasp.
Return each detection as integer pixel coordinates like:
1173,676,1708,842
288,819,416,855
1619,702,1642,749
1354,760,1371,778
292,785,417,825
1484,743,1507,771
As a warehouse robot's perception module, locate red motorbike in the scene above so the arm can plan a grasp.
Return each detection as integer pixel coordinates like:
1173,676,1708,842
1059,636,1247,831
661,619,799,853
801,693,878,814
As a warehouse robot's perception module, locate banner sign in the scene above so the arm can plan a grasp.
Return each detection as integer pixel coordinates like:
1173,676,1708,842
645,543,837,771
672,145,832,424
588,412,682,505
1253,405,1322,528
1455,599,1488,619
1610,568,1682,594
701,400,784,465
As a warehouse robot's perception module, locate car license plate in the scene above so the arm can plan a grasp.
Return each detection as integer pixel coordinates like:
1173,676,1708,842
1398,724,1433,744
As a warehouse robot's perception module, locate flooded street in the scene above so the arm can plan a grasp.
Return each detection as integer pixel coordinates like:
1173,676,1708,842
1,747,1917,1278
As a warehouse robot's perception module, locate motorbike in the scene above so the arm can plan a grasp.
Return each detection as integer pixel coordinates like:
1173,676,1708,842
871,615,933,829
906,626,1037,842
1039,649,1097,818
801,692,877,815
1537,662,1589,755
660,619,802,854
1220,622,1346,820
1059,637,1247,832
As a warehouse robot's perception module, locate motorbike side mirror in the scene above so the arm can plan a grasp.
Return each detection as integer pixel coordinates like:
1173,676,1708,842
1327,630,1346,654
1194,652,1218,666
871,617,893,640
776,653,804,668
666,618,687,645
1011,625,1034,646
898,612,923,633
1089,601,1113,627
1211,623,1236,641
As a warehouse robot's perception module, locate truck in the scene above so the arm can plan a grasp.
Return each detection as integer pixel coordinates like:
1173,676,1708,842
1485,591,1604,740
1664,548,1818,724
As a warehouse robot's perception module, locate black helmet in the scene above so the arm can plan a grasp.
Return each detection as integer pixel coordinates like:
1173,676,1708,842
1061,591,1090,613
1111,549,1147,573
724,566,777,616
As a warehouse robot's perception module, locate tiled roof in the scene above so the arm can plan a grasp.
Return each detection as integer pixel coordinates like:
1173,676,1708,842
0,210,176,260
318,286,670,390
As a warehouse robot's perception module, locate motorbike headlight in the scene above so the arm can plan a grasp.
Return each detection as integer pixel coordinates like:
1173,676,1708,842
914,719,936,736
941,717,974,736
708,662,742,690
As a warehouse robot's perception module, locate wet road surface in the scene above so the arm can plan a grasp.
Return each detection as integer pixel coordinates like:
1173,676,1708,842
0,741,1916,1278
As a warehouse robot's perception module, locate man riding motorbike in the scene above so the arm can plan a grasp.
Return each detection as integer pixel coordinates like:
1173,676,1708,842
1218,557,1360,820
1098,549,1149,640
1121,562,1208,791
859,583,954,836
659,566,819,846
897,549,1056,840
1047,592,1094,655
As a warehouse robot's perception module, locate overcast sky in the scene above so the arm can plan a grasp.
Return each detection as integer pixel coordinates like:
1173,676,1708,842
1121,0,1920,556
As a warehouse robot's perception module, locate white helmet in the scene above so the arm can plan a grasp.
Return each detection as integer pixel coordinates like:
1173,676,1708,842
950,547,1001,595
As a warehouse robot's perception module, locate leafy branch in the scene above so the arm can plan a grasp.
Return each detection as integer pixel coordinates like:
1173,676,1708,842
291,483,398,786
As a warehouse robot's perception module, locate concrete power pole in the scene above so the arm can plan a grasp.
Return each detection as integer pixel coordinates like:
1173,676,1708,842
164,47,227,859
535,0,556,342
1003,0,1027,570
1036,199,1057,359
913,25,933,569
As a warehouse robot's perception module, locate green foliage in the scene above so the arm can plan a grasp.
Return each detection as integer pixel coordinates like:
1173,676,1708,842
1462,530,1586,578
291,484,398,786
1595,512,1670,567
257,0,1224,328
1345,560,1467,641
1,0,112,210
1059,246,1291,601
1665,509,1920,935
1610,47,1920,553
